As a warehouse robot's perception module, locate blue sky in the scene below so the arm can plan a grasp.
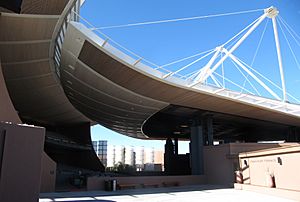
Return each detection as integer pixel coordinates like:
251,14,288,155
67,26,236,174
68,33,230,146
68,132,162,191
81,0,300,153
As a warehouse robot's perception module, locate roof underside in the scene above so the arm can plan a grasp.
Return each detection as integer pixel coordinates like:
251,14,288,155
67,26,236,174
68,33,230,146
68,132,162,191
0,1,90,126
1,2,300,141
60,22,300,140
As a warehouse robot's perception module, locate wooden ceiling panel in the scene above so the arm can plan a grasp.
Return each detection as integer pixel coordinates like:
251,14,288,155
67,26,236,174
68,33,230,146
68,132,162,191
78,40,300,127
6,74,57,91
0,42,50,63
61,73,163,114
21,0,69,15
2,59,51,80
65,89,151,120
0,15,58,41
70,61,167,108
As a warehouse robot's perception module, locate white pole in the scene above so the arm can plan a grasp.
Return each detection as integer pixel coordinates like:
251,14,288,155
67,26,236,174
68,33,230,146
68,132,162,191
193,12,269,86
193,47,221,82
224,49,281,100
272,17,287,102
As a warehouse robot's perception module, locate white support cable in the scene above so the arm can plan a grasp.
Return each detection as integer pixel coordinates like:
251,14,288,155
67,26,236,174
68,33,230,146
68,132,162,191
229,57,261,96
225,33,244,51
235,56,300,105
221,52,225,88
224,49,281,100
71,9,300,105
210,73,222,87
277,17,300,71
241,18,269,93
91,8,264,30
251,18,269,67
192,47,221,83
272,16,287,102
182,69,202,80
278,16,300,49
192,12,269,86
159,48,215,68
236,57,282,91
213,72,255,95
278,15,300,43
286,92,300,104
72,11,162,69
163,50,215,79
187,69,204,80
195,16,262,87
222,16,262,47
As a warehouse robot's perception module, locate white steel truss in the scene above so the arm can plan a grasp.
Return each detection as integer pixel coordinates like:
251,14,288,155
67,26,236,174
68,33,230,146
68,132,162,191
65,6,300,118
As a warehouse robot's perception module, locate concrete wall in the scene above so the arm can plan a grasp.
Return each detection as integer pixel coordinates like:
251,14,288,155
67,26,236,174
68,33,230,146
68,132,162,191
0,61,21,124
0,123,45,202
204,144,233,185
40,152,56,193
89,143,292,191
239,145,300,191
203,143,285,186
87,175,206,191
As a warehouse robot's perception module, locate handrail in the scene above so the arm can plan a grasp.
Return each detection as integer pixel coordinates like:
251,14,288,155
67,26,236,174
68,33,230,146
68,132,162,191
73,14,300,117
50,0,80,78
53,3,300,117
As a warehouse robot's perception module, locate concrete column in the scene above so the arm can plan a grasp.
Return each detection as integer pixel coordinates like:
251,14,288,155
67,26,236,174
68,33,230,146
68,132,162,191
164,138,174,174
190,125,204,175
0,123,45,202
207,115,213,145
174,138,178,155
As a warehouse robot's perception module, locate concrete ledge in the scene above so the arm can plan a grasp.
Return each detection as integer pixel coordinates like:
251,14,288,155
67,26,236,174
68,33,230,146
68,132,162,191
234,183,300,201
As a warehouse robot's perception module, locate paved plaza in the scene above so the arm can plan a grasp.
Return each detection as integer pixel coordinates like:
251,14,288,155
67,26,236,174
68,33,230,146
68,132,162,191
39,185,295,202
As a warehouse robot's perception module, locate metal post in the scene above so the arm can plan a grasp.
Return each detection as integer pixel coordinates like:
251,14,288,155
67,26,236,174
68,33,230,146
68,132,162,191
223,48,281,100
272,16,287,102
174,138,178,155
193,10,269,86
192,47,221,84
207,115,213,146
190,125,204,175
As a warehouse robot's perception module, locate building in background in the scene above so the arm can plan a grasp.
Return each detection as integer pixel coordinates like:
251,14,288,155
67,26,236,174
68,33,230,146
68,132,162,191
144,147,154,171
154,150,164,171
92,140,107,166
107,145,115,167
115,145,125,165
125,146,135,166
105,144,164,171
94,140,164,171
135,146,145,171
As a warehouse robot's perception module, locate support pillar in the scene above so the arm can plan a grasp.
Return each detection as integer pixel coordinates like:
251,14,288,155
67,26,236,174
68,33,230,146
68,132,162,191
207,115,213,145
164,138,174,174
0,123,45,202
190,125,204,175
174,138,178,155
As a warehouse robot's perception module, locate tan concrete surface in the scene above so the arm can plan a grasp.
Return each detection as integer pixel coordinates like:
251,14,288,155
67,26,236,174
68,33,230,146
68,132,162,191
239,145,300,191
0,123,45,202
40,185,296,202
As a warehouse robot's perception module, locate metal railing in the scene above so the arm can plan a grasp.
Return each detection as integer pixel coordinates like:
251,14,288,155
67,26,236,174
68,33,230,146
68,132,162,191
53,3,300,118
52,0,80,78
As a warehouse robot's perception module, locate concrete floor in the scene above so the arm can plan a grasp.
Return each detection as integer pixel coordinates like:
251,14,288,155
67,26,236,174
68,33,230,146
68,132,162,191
39,185,296,202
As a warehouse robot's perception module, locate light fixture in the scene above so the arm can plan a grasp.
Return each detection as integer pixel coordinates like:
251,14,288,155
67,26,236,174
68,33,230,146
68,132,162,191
180,124,189,128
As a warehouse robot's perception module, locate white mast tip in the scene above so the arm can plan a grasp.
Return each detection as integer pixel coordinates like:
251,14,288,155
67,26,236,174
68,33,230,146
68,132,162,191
265,6,279,18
